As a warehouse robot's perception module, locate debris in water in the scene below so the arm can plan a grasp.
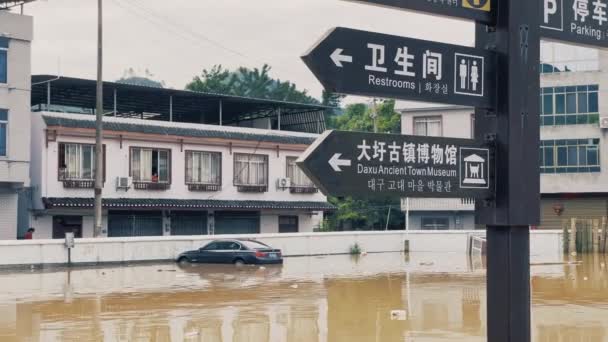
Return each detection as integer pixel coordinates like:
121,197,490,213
390,310,407,320
290,284,299,289
419,262,434,266
184,331,200,338
571,252,577,256
584,276,588,281
259,266,266,270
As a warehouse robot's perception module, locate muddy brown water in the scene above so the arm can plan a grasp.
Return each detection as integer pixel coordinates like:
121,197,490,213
0,252,606,341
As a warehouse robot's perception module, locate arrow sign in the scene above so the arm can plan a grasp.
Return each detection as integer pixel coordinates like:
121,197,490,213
344,0,495,24
330,49,353,67
297,130,494,199
329,153,352,171
302,27,496,108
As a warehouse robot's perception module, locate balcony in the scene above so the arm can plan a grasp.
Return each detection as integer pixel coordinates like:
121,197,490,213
402,198,475,211
133,182,171,191
289,186,318,194
236,184,268,193
188,183,221,192
62,179,95,189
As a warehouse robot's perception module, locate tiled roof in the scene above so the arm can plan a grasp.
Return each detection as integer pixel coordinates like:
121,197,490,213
42,113,318,145
42,197,335,211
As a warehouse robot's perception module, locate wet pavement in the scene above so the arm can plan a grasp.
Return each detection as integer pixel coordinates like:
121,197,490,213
0,252,606,341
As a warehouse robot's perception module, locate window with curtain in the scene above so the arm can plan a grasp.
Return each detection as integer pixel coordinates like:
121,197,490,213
131,148,171,183
233,153,268,186
0,109,6,156
286,157,314,187
58,143,98,180
413,116,442,136
186,151,221,184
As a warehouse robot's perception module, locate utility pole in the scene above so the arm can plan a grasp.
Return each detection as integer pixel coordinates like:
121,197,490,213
94,0,103,237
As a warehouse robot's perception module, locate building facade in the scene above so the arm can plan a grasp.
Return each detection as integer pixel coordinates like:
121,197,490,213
25,76,332,239
0,11,32,239
400,43,608,230
400,107,476,230
30,112,331,238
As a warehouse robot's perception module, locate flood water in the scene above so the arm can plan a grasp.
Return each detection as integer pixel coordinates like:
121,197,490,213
0,252,606,342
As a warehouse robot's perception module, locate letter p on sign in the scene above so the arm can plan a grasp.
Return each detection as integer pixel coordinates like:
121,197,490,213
544,0,557,24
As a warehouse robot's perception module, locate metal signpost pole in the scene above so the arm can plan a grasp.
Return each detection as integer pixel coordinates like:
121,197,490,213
475,0,540,341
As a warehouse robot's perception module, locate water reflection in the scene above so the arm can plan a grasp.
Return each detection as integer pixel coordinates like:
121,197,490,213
0,253,605,341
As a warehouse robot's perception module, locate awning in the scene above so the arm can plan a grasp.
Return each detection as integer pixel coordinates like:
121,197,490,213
42,197,335,211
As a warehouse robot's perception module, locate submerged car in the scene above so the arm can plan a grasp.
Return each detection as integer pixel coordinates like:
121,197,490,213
176,239,283,266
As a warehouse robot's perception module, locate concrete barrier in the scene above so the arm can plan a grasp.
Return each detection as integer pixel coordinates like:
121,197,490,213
0,230,563,268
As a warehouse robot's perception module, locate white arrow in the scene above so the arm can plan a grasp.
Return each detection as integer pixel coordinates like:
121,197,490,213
329,153,352,172
330,48,353,67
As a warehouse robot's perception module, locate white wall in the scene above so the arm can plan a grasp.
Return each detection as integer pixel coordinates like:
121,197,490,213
0,12,32,186
0,230,563,267
401,107,473,139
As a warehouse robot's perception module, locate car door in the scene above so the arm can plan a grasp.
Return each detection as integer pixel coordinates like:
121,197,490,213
196,242,221,263
215,241,241,263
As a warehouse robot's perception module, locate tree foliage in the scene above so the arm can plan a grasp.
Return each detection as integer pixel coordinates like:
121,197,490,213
186,64,318,103
116,68,165,88
331,99,400,133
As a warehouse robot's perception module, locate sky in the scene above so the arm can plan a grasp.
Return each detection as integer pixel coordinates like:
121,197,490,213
19,0,473,106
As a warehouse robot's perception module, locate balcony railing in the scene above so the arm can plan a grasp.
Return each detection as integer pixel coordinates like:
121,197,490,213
133,182,171,191
62,179,95,189
188,183,221,192
236,184,268,193
289,186,318,194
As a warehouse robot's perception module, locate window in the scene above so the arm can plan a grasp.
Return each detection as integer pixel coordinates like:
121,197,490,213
540,139,600,173
0,37,7,84
0,109,6,156
540,41,599,73
413,116,442,136
279,216,299,233
131,147,171,183
234,153,268,192
286,156,316,193
202,242,220,251
185,151,221,191
58,143,105,185
540,85,599,126
421,217,449,230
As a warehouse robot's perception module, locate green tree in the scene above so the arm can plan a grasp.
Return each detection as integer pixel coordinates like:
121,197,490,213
116,68,165,88
186,64,318,103
332,99,400,133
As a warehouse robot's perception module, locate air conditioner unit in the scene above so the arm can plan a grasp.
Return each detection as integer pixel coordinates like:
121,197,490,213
600,117,608,129
276,177,291,190
116,176,132,190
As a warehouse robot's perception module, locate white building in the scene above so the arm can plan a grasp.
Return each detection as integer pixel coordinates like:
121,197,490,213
400,42,608,230
28,76,331,239
0,10,32,239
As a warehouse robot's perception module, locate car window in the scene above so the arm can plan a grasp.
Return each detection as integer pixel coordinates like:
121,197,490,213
202,242,219,251
240,240,270,250
215,241,241,250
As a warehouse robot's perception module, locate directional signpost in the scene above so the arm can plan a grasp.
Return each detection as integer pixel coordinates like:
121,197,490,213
297,130,493,199
301,0,543,341
302,27,495,107
541,0,608,48
344,0,494,23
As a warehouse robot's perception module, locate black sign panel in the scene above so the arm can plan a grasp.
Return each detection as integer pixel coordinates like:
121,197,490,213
297,130,493,199
345,0,494,23
541,0,608,47
302,27,496,108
